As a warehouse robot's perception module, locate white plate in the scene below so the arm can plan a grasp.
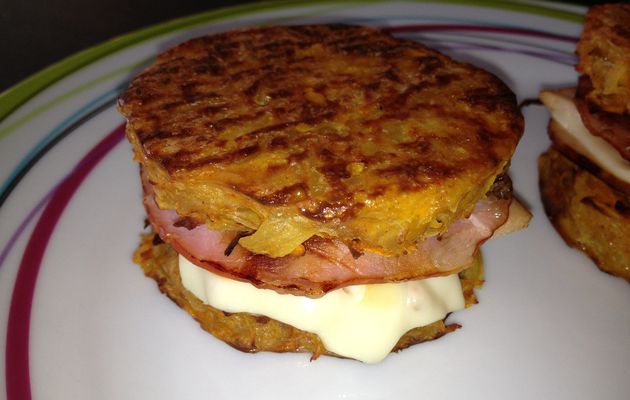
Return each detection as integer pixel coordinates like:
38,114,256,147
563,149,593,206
1,1,629,399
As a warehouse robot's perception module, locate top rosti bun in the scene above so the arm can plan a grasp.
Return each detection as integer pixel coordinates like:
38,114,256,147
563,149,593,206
118,24,523,258
576,3,630,115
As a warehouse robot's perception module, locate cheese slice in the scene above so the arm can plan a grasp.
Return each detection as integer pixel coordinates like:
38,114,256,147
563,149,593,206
540,90,630,184
179,254,465,363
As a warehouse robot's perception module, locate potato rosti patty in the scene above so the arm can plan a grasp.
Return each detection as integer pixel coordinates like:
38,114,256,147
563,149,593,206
118,24,523,257
133,232,484,359
539,148,630,282
576,3,630,114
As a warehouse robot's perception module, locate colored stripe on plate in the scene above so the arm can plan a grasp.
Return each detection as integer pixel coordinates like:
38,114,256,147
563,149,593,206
5,124,125,400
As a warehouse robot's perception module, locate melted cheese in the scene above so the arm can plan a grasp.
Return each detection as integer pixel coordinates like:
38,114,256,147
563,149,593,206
540,90,630,184
179,255,465,363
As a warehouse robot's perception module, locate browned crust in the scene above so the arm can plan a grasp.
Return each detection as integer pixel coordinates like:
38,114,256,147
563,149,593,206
575,76,630,162
120,25,521,180
576,3,630,114
118,24,523,255
538,147,630,283
134,232,483,360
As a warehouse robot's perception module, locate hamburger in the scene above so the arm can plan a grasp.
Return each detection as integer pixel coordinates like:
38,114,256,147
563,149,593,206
118,24,530,363
538,4,630,283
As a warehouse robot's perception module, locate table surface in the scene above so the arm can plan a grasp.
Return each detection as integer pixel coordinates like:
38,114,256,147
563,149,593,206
0,0,597,94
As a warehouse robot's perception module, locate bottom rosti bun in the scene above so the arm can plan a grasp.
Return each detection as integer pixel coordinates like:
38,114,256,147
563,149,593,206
133,231,484,361
539,147,630,282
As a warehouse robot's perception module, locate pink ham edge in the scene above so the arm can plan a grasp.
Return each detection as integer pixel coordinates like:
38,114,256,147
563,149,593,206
143,172,508,296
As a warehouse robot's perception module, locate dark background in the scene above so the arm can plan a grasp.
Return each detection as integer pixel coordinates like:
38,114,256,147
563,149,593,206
0,0,599,93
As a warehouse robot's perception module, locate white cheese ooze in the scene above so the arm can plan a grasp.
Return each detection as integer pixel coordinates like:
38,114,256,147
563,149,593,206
540,90,630,184
179,254,465,363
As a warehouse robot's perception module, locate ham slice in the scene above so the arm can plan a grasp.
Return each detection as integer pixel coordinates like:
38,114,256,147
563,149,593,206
143,172,511,297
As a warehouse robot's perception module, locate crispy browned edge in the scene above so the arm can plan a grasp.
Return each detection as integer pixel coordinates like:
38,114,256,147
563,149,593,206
538,147,630,283
576,3,630,114
575,76,630,162
133,232,484,361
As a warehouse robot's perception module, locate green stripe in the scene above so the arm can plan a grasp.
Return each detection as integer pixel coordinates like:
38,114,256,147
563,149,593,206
0,0,583,126
0,61,147,139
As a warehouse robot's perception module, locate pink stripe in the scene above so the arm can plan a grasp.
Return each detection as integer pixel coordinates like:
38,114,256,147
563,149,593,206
384,24,578,42
5,124,125,400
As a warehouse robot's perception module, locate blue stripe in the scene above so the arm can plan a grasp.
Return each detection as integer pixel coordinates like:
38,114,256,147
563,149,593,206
0,84,126,203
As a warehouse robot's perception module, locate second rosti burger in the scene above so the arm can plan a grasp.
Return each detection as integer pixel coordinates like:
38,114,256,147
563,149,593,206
117,24,530,363
538,3,630,283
